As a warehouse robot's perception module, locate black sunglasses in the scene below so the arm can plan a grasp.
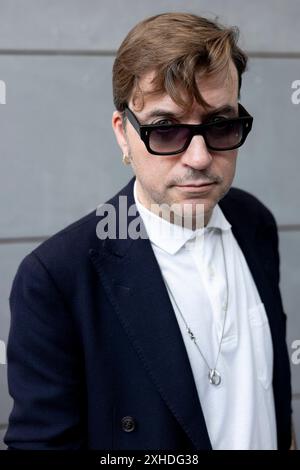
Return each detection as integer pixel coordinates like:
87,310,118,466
124,103,253,156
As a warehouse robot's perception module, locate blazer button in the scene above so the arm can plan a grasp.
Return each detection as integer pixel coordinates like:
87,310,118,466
121,416,136,433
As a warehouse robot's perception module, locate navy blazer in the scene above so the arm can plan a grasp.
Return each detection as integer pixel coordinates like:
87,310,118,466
5,177,292,450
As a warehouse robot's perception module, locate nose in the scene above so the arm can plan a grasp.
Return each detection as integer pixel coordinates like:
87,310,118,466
180,135,213,170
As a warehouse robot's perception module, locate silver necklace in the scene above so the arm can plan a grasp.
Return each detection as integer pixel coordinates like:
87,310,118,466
163,229,229,386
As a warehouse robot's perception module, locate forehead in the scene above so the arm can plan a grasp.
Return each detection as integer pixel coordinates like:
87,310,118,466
130,60,239,115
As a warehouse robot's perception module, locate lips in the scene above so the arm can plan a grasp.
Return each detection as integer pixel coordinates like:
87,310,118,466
178,183,214,188
176,182,215,187
175,182,216,193
177,181,215,188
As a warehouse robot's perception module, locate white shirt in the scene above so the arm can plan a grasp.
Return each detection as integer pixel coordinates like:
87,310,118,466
133,181,277,449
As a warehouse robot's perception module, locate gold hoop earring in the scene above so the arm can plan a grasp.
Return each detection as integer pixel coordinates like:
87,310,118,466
122,154,131,165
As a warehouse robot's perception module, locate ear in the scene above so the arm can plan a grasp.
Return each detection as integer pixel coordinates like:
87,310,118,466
112,110,129,155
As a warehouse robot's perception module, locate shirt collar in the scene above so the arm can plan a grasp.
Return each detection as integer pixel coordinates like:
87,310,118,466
133,179,231,255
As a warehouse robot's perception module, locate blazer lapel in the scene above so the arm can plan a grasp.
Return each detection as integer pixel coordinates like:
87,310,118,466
89,177,211,450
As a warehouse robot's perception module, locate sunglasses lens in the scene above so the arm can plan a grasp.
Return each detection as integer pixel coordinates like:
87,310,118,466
206,120,243,149
149,127,190,154
146,118,248,155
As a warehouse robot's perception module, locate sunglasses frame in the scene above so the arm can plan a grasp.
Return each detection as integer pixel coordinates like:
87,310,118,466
124,103,253,155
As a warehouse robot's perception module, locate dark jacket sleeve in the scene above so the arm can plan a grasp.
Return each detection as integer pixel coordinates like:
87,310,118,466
262,210,293,448
4,251,86,450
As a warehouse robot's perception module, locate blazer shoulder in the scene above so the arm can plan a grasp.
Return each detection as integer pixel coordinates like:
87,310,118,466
13,178,136,288
223,187,277,227
33,209,99,261
9,209,99,299
31,178,136,265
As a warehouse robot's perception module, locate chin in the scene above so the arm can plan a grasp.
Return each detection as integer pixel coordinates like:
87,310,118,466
173,199,213,221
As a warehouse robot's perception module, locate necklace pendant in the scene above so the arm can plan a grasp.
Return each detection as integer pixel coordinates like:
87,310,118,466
208,368,221,386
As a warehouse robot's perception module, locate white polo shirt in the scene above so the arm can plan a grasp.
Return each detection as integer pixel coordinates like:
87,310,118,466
133,181,277,449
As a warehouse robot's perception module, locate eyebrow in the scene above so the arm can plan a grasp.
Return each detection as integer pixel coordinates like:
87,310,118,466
141,105,238,123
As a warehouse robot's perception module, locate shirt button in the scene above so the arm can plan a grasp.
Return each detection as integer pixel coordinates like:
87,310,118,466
121,416,136,433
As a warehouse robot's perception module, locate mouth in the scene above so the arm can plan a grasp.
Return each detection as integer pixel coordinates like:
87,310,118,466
175,182,217,193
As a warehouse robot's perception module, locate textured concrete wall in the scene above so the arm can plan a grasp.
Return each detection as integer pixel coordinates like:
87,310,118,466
0,0,299,449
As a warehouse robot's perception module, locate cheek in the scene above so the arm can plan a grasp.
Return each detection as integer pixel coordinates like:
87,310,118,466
227,153,238,178
131,143,175,182
216,151,237,181
143,160,174,192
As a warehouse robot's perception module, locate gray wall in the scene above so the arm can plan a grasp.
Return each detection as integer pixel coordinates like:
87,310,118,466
0,0,299,449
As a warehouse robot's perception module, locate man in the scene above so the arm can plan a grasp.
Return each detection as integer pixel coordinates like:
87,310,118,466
5,13,293,450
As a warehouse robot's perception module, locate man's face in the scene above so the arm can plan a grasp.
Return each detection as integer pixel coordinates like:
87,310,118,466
112,61,240,226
